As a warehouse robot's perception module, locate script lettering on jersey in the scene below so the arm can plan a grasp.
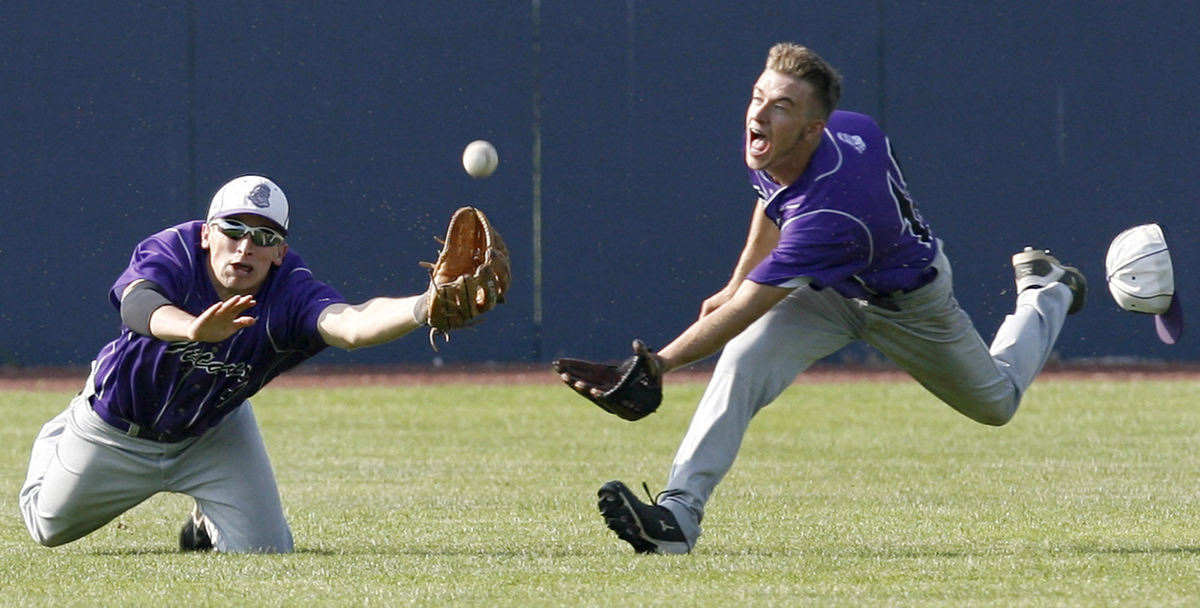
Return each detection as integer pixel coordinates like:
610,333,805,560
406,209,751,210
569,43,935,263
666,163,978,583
165,342,253,405
166,342,252,380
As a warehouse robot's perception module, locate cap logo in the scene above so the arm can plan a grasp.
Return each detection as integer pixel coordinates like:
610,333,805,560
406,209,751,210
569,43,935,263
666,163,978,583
247,184,272,209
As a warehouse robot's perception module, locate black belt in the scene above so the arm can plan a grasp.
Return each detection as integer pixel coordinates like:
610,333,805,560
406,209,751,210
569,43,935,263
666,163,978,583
864,267,939,312
91,400,191,443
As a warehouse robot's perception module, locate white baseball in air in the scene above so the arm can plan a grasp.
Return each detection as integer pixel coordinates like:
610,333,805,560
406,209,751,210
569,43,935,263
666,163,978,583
462,139,499,178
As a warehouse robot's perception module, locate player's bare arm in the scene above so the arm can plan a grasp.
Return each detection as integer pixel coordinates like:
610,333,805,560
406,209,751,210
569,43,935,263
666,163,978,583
316,296,424,350
660,279,791,373
121,278,258,343
556,205,792,410
700,202,780,318
151,296,258,343
558,278,791,403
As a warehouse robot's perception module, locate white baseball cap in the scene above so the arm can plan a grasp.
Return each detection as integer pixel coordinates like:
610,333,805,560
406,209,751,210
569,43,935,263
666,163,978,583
206,175,290,233
1105,223,1182,344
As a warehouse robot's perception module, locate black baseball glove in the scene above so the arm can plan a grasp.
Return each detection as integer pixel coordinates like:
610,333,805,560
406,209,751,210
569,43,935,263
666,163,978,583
552,340,663,421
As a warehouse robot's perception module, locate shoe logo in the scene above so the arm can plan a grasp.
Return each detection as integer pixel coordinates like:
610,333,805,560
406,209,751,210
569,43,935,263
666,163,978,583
658,519,676,531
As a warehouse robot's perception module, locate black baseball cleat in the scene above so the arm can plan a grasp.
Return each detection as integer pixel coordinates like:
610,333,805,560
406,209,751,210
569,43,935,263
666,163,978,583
597,480,690,554
1011,247,1087,314
179,514,214,552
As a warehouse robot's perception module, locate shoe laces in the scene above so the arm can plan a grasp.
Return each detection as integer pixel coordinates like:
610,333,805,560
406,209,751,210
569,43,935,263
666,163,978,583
641,481,668,505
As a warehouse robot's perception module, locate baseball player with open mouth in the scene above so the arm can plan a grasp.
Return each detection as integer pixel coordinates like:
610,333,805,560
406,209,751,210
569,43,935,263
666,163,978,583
19,175,508,552
556,43,1086,555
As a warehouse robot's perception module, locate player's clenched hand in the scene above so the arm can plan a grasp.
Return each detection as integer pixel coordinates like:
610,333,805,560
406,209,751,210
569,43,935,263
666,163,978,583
188,295,257,342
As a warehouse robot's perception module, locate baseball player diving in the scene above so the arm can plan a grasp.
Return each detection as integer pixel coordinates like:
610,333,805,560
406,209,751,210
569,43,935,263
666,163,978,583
555,43,1086,554
19,175,508,553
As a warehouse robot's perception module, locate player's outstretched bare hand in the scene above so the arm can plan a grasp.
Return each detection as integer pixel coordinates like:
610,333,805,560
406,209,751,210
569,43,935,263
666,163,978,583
189,295,257,342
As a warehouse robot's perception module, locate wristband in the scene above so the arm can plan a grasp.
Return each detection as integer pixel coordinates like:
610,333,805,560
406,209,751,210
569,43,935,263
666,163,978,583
411,291,430,326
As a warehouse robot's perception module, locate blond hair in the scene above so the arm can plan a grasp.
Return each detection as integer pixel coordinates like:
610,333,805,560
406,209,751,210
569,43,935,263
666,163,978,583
765,43,842,118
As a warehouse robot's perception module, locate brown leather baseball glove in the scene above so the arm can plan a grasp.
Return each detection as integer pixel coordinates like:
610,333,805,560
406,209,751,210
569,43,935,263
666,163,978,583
415,206,510,348
552,340,663,421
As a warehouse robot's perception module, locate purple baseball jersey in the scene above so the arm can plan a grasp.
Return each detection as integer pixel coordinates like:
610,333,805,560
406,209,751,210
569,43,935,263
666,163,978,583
89,221,347,437
746,110,939,299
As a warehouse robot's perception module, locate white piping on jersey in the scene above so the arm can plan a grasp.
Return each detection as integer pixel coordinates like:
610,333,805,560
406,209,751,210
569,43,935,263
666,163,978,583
758,128,844,210
178,356,225,429
255,282,324,398
883,136,935,251
885,171,931,249
778,208,875,276
167,226,196,307
90,337,125,404
884,137,907,189
812,128,843,183
262,267,317,353
154,347,209,428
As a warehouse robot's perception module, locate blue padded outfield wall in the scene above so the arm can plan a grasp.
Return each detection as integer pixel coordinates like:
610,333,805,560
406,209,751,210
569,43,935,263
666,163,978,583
2,2,1197,367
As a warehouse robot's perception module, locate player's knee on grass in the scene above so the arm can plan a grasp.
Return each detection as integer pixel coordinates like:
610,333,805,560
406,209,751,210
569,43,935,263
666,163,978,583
948,393,1019,427
22,511,103,548
206,518,294,554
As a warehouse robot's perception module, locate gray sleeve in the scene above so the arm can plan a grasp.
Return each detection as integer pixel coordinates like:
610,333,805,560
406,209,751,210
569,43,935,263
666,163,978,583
120,280,172,337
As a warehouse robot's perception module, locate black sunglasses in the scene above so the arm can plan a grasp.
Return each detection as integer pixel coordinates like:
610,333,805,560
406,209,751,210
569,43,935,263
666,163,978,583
210,218,286,247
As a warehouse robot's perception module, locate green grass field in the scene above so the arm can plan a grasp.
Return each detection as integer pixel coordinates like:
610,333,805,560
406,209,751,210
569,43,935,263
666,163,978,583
3,377,1200,606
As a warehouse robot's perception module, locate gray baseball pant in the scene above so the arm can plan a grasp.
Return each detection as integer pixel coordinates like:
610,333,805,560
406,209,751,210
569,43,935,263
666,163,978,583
659,249,1072,549
19,388,293,553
